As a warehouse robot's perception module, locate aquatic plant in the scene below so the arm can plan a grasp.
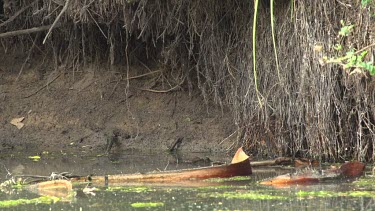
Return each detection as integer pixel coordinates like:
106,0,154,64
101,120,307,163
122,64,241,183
131,202,164,208
0,196,60,208
106,186,153,193
204,191,287,200
296,190,375,198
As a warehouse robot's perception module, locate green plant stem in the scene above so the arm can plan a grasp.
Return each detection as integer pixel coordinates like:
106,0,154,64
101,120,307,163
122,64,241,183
270,0,281,82
290,0,295,20
252,0,263,106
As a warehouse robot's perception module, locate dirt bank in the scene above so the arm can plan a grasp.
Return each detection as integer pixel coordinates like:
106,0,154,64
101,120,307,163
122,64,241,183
0,53,236,153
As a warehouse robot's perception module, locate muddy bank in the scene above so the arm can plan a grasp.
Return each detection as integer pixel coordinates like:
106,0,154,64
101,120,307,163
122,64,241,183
0,54,236,153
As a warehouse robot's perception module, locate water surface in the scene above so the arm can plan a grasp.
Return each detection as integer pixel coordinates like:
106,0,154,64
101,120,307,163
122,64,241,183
0,150,374,210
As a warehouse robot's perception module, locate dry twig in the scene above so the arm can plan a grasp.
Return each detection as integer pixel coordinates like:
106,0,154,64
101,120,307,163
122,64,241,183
0,24,59,38
42,0,70,44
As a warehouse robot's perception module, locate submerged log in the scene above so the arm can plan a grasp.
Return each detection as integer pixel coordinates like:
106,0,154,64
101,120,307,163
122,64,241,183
251,157,319,167
251,157,293,167
260,161,366,186
73,147,252,184
26,180,72,198
27,180,72,191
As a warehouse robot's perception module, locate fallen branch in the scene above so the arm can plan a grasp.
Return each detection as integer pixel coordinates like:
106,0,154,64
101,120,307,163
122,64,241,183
140,78,185,93
0,24,60,39
126,70,160,80
23,71,62,98
251,157,320,167
168,137,183,152
43,0,70,44
0,3,34,28
16,33,41,81
251,157,293,167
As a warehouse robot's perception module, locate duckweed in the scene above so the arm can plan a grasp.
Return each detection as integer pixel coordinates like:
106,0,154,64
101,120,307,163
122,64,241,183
205,191,287,200
296,191,336,197
196,185,235,190
0,196,60,208
205,176,252,182
131,202,164,208
106,186,152,193
296,190,375,198
353,177,375,186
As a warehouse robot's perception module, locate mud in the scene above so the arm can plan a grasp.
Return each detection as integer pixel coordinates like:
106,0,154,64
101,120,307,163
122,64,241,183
0,51,236,154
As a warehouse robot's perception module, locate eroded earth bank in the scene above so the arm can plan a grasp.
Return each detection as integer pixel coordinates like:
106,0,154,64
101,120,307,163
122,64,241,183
0,52,236,154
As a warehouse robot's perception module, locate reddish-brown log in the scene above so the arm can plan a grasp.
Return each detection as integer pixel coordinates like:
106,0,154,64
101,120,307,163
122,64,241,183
260,161,365,186
73,147,252,184
339,161,366,177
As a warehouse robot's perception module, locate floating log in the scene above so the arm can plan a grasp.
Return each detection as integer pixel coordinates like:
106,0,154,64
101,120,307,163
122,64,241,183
259,173,320,186
251,157,293,167
73,147,252,184
251,157,319,167
260,161,366,186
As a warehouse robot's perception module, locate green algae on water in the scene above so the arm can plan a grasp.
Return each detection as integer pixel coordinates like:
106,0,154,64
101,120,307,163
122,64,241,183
204,191,287,200
106,186,153,193
131,202,164,208
353,177,375,187
0,196,60,208
204,176,252,183
348,191,375,197
296,190,375,198
296,191,336,197
196,185,235,190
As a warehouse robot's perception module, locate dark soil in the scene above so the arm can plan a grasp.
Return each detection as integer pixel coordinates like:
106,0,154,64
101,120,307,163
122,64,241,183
0,51,236,154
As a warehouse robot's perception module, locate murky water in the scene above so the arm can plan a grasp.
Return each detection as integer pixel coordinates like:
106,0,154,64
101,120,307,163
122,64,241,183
0,150,374,210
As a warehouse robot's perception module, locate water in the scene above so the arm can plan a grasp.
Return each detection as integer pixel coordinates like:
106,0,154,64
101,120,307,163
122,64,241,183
0,150,374,210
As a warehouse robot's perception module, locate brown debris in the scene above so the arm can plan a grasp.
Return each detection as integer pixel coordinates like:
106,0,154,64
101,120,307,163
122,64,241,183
260,161,366,187
27,180,73,198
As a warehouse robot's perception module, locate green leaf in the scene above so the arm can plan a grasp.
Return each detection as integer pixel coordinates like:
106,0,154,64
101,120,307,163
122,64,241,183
345,50,355,58
358,51,368,61
334,44,343,51
360,62,375,75
339,24,355,37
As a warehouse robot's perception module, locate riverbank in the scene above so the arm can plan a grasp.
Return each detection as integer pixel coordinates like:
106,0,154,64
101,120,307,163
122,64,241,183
0,53,236,153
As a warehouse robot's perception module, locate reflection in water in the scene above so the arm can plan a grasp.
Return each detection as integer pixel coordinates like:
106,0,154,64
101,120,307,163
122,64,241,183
0,150,374,210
